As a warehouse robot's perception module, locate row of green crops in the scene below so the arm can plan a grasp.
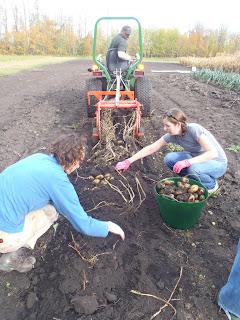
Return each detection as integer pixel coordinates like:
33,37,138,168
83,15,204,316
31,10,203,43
191,68,240,90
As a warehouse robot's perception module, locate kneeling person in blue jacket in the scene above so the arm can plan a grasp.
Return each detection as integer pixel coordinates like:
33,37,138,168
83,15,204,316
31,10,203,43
0,134,125,273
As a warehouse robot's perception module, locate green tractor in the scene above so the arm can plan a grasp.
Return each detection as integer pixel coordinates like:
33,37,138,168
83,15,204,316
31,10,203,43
85,17,152,140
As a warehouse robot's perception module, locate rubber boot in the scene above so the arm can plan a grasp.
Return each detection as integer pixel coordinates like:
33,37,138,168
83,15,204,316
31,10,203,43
0,248,36,273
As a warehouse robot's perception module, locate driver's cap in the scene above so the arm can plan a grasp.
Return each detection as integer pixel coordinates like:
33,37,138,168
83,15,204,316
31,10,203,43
121,25,132,34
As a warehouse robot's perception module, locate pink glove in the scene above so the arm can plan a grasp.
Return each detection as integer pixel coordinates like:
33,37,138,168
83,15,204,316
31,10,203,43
115,159,131,172
173,159,191,174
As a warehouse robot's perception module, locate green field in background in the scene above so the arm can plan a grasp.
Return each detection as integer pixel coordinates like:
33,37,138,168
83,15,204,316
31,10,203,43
0,55,179,77
0,56,82,77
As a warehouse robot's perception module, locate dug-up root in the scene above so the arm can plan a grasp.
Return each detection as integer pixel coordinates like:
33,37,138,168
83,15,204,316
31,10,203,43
68,231,112,267
92,109,140,162
99,109,117,160
105,171,146,209
131,265,183,320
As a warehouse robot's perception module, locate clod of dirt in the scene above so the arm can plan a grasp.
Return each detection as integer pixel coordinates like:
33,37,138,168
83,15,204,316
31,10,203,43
48,271,57,280
26,292,38,309
104,291,118,302
157,281,165,290
72,295,98,315
29,313,37,320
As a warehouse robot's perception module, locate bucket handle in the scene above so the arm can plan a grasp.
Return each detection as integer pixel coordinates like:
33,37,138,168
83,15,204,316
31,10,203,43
184,174,202,183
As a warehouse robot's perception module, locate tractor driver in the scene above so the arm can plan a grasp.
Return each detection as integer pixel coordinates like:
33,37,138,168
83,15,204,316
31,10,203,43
106,25,132,70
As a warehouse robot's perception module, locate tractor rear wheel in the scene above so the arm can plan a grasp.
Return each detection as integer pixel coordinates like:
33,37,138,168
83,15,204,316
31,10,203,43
85,78,102,118
134,77,152,117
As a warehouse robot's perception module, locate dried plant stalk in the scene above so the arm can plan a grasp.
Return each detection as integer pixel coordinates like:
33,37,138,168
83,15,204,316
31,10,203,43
119,180,135,204
105,179,128,203
131,265,183,320
135,174,147,208
86,200,121,213
101,109,115,143
130,290,176,318
122,111,136,142
100,109,117,161
83,270,86,291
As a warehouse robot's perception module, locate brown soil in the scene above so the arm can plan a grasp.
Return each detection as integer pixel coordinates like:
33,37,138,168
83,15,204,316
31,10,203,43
0,60,240,320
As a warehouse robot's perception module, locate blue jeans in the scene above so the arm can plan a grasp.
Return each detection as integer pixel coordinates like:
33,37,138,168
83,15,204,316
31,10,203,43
164,152,227,190
218,239,240,319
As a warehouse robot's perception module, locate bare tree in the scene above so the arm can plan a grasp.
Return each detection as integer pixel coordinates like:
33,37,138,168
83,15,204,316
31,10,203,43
12,5,19,32
1,0,8,35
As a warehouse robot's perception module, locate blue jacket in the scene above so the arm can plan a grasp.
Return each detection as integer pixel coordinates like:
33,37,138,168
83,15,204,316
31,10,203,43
0,153,108,237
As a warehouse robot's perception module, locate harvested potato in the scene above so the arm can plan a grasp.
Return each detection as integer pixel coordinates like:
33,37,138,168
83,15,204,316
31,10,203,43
183,183,191,190
177,181,186,189
163,185,176,195
193,193,199,199
164,180,175,185
197,187,205,195
92,179,101,185
187,194,195,203
194,200,200,203
176,193,189,202
180,177,189,183
188,184,199,193
175,188,185,195
96,174,104,180
156,182,165,190
89,175,94,180
93,151,101,157
199,194,206,201
105,173,111,178
168,193,176,199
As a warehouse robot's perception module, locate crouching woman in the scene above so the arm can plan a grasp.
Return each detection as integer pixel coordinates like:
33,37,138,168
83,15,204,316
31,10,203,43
0,134,124,273
115,108,227,193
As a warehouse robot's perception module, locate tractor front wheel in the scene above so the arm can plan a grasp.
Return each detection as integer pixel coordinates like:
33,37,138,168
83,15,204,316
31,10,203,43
134,77,152,117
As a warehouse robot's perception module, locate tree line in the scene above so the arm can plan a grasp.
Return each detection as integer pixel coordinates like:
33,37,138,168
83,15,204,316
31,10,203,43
0,3,240,57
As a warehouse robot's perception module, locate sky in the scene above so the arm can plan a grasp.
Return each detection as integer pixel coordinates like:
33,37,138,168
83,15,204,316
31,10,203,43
1,0,240,34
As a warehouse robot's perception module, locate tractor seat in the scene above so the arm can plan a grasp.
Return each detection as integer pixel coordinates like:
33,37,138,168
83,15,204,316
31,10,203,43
106,48,129,72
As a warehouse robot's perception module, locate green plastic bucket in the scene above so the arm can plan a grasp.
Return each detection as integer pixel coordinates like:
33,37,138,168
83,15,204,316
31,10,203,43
154,175,209,229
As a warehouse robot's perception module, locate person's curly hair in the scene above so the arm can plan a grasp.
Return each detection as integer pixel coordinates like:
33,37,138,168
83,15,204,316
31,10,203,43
48,134,87,170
